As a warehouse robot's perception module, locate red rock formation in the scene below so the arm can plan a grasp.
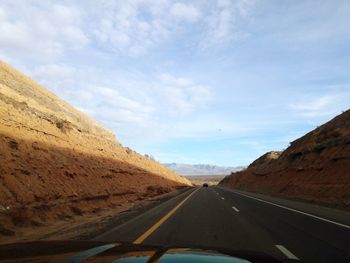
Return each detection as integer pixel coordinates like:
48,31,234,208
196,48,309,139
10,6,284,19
219,110,350,209
0,61,191,234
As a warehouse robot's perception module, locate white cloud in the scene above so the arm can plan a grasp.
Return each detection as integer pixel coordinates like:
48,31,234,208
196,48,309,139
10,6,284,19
0,1,256,58
32,64,76,80
87,73,211,129
0,2,88,61
263,1,350,48
154,73,211,115
25,62,213,144
89,0,254,55
201,0,254,47
290,95,334,112
93,86,155,115
55,84,155,130
1,0,349,166
170,2,202,22
26,63,77,91
289,94,349,118
24,62,211,135
90,1,205,55
91,1,170,55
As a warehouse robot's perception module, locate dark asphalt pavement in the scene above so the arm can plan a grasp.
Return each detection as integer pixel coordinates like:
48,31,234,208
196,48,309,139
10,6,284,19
96,186,350,262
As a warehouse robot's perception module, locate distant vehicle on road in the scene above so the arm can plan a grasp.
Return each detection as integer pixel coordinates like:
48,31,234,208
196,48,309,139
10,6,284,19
203,183,208,187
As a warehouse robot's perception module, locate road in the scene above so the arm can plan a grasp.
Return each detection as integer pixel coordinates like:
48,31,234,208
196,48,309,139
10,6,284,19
96,186,350,262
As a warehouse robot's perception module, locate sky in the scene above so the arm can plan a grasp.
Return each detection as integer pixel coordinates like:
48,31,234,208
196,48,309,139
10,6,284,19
1,0,349,166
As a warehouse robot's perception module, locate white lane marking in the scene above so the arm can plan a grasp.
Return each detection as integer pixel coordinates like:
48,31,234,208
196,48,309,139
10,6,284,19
232,206,239,212
275,245,299,260
231,190,350,230
221,197,225,200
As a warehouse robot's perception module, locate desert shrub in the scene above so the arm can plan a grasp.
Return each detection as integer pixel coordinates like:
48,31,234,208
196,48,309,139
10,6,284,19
30,220,44,227
55,120,72,133
288,151,303,161
70,206,83,216
313,144,326,153
329,130,342,138
92,207,102,214
126,147,132,154
156,187,169,195
0,225,15,236
146,185,156,192
8,140,19,150
33,203,51,211
144,154,155,160
8,208,30,226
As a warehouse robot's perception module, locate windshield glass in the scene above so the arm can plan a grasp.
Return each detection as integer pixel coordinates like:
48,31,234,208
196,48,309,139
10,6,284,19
0,1,349,263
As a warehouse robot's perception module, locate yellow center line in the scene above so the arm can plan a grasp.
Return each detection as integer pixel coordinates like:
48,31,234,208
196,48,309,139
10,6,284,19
133,188,200,244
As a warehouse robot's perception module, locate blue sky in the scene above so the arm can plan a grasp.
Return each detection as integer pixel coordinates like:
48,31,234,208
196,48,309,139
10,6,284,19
1,0,349,166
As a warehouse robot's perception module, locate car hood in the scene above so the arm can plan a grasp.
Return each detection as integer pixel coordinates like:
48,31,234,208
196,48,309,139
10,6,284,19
0,240,300,263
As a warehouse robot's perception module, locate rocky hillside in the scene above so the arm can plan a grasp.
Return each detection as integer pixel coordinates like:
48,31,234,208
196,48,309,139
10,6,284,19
219,110,350,209
0,61,191,237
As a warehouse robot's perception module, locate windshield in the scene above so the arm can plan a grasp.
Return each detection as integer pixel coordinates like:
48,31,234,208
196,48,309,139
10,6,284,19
0,1,349,263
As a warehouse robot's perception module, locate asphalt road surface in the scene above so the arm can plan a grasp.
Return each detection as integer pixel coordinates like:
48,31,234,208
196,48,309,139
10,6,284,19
96,186,350,262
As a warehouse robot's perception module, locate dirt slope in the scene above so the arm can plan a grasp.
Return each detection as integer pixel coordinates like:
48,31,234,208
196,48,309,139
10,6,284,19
219,110,350,209
0,60,191,239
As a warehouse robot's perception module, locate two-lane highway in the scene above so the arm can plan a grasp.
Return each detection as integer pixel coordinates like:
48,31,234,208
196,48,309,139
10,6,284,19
96,186,350,262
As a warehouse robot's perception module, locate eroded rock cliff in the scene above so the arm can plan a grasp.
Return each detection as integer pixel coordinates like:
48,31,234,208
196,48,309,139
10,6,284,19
219,110,350,209
0,61,191,235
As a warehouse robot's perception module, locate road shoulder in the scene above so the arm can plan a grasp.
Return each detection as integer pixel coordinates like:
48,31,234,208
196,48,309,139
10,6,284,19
94,187,197,242
217,186,350,227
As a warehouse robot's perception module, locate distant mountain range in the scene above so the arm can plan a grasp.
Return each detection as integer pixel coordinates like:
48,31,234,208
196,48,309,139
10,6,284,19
163,163,245,176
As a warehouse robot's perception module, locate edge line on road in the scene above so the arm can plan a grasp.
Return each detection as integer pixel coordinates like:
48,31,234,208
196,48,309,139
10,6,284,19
275,245,299,260
232,206,239,212
133,188,199,244
226,189,350,229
